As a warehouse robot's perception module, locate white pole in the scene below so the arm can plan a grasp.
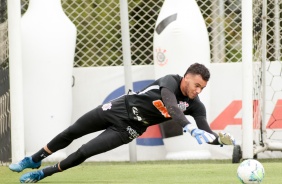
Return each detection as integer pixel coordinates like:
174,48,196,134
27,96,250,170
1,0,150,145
7,0,25,162
261,0,267,144
119,0,137,162
242,0,253,159
274,0,280,60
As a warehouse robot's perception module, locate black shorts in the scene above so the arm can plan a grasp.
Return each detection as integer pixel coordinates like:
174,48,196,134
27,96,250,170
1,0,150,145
99,96,147,142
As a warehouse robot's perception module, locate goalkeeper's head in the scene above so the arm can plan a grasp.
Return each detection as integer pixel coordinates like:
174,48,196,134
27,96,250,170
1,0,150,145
180,63,210,99
184,63,210,81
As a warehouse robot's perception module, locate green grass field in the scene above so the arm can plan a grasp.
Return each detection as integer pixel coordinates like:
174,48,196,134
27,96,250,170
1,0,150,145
1,159,282,184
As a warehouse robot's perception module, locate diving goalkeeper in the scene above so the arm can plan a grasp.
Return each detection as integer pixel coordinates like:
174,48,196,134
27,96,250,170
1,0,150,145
9,63,235,183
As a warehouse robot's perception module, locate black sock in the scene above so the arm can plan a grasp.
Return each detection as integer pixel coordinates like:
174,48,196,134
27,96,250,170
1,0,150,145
31,148,51,163
42,163,61,177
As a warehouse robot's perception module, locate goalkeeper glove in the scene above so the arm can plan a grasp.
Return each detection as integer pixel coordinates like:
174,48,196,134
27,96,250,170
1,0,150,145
183,124,216,144
218,132,235,146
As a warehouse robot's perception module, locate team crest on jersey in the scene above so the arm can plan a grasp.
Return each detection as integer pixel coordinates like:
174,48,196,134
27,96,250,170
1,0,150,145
102,102,112,111
178,101,189,111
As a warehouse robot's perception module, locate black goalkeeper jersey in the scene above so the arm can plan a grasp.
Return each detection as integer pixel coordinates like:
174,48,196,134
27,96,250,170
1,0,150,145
124,74,208,130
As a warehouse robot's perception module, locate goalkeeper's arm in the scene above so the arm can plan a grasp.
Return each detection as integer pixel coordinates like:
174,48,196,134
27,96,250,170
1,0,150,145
161,87,216,144
161,86,235,146
160,87,191,127
194,116,235,145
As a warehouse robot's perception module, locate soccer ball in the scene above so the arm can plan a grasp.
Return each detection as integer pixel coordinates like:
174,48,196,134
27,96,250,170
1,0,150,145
237,159,265,184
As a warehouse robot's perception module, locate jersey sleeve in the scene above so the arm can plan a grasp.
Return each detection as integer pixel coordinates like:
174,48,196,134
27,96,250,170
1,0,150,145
161,87,190,127
159,75,179,93
186,98,220,145
194,116,219,144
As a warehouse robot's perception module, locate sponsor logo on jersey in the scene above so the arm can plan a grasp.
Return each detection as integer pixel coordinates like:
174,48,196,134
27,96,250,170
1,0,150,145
126,126,140,140
132,106,143,121
152,100,171,118
102,102,112,111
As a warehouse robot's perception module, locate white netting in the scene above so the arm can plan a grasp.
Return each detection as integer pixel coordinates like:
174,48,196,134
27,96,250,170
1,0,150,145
252,0,282,154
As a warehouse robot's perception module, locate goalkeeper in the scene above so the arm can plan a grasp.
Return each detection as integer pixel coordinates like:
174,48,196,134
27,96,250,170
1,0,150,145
9,63,235,183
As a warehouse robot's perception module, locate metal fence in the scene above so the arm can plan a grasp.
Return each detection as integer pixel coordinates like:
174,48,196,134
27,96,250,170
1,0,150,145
20,1,282,67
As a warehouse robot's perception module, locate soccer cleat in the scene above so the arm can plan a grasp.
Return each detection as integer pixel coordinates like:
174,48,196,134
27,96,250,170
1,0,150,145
20,170,44,183
9,157,41,172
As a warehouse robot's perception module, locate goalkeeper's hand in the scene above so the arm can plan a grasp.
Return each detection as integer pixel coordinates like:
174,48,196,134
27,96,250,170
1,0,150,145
183,124,216,144
218,132,235,146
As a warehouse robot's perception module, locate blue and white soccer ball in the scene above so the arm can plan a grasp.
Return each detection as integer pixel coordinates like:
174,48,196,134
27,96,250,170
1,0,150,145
237,159,265,184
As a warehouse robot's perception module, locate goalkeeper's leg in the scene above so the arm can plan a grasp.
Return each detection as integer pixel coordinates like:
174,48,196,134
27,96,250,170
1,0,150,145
59,126,130,171
10,106,109,172
45,106,110,155
20,127,131,182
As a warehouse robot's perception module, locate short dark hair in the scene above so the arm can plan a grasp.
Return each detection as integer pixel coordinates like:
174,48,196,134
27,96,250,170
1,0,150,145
184,63,210,81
